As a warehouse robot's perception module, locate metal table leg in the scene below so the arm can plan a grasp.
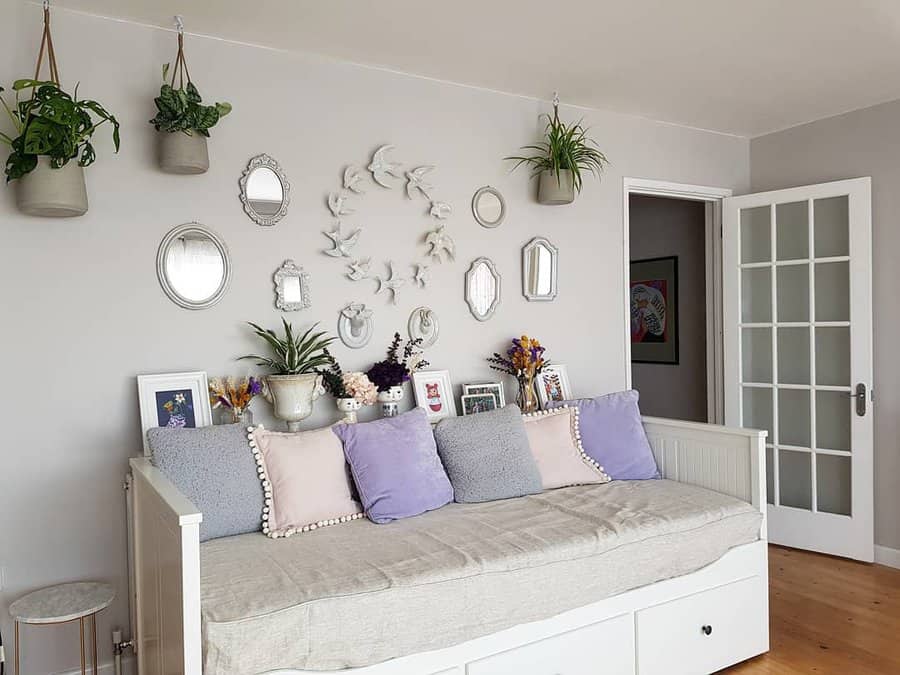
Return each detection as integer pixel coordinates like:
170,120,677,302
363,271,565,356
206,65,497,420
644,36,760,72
14,621,19,675
79,617,86,675
91,614,98,675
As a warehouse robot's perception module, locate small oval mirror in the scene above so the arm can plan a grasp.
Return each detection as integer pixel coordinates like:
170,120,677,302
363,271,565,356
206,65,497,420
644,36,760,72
240,154,290,226
157,223,231,310
465,257,501,321
522,237,559,301
472,186,506,228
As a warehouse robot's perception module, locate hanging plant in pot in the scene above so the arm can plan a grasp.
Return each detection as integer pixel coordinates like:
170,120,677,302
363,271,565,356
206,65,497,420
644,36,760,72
149,22,231,174
239,320,335,431
506,93,608,205
1,4,120,217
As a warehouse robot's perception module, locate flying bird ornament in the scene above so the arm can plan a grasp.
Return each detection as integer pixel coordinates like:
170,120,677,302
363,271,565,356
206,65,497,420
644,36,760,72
323,221,362,258
405,166,435,200
425,224,456,263
327,191,355,218
375,261,406,305
368,144,404,188
429,201,452,220
412,264,431,288
343,165,366,194
346,258,372,281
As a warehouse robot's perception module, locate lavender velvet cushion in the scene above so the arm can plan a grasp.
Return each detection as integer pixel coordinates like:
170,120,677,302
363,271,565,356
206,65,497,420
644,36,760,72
333,407,453,524
549,390,659,480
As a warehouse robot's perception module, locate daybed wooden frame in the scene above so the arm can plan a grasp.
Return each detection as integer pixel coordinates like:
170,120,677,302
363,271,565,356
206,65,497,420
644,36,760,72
128,417,769,675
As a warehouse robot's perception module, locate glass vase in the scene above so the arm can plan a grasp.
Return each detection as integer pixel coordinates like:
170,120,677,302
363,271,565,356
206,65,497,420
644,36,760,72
230,408,254,427
516,376,538,414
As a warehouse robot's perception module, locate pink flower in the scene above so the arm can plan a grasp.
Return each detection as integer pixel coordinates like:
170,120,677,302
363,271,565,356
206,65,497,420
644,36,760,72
342,371,378,406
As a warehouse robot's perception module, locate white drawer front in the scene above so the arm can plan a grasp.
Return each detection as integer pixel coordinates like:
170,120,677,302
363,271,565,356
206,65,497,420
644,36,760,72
466,613,635,675
636,576,767,675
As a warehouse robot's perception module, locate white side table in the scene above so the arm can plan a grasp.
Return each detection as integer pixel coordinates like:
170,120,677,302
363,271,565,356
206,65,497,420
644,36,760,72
9,582,115,675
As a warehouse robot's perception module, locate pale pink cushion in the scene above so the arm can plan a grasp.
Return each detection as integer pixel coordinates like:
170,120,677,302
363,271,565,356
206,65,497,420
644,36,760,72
523,407,611,490
249,424,364,538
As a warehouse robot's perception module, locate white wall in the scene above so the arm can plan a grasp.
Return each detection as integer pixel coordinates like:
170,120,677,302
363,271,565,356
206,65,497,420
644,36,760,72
751,99,900,553
630,195,708,422
0,4,749,672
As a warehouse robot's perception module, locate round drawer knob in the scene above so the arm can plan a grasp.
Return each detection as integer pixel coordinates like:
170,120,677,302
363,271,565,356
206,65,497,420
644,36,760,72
701,624,713,636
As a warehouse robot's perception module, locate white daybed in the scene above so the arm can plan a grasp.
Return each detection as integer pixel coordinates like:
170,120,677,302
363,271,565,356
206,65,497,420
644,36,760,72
128,417,769,675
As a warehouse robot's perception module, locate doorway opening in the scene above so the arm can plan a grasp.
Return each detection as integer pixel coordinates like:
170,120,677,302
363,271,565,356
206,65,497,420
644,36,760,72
623,178,731,424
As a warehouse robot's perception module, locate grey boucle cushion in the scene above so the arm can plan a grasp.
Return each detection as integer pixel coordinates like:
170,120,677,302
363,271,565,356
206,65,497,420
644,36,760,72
434,404,542,503
148,424,264,542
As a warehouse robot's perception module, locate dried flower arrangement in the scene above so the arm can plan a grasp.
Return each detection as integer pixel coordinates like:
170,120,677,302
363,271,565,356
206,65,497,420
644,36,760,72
366,332,429,391
209,376,262,420
487,335,547,413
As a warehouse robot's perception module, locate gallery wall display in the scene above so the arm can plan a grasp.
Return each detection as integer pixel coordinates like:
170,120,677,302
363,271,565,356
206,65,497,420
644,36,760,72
137,371,212,453
630,256,679,364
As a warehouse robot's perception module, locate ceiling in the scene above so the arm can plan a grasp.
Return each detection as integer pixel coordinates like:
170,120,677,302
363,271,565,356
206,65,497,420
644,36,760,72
47,0,900,137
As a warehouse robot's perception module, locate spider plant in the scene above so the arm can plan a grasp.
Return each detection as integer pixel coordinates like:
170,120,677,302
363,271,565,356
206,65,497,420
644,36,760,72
505,105,608,194
239,320,335,375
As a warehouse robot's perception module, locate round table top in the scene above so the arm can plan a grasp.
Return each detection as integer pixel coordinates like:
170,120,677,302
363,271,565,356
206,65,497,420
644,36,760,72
9,582,115,624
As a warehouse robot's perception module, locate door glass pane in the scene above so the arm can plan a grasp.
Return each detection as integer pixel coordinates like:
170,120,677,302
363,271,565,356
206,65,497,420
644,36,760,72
776,201,809,260
742,268,772,322
779,449,812,509
743,387,773,441
766,447,775,505
779,389,811,447
777,265,810,322
741,206,771,263
777,327,810,384
817,391,851,451
814,196,849,258
817,454,851,516
816,327,850,386
815,262,850,322
742,327,772,382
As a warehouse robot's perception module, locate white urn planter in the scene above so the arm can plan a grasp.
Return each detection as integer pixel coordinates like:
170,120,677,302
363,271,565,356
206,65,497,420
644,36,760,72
157,131,209,175
377,385,405,418
537,169,575,205
263,373,323,431
16,157,89,217
336,397,363,424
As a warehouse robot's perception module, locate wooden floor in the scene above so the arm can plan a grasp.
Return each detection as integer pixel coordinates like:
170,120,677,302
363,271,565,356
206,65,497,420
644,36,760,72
722,545,900,674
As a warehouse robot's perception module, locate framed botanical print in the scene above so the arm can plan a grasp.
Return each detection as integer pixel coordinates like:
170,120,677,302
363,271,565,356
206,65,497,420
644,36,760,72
630,256,679,364
412,370,457,423
535,364,572,409
137,371,212,453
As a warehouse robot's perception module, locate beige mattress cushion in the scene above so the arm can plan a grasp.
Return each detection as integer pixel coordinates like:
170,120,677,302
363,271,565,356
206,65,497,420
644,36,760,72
200,479,762,673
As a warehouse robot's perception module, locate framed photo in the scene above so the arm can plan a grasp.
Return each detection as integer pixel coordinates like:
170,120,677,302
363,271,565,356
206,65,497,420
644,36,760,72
630,256,679,364
462,382,506,409
461,393,498,416
137,371,212,453
536,364,572,409
412,370,457,423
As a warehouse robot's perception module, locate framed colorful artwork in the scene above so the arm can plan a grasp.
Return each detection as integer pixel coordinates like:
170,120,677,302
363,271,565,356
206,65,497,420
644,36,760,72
536,364,572,409
462,382,506,409
412,370,458,423
461,393,498,416
137,371,212,453
630,256,679,364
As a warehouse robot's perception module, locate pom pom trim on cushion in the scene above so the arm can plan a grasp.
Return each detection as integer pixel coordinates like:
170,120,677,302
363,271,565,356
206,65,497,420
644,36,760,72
522,405,611,483
247,424,365,539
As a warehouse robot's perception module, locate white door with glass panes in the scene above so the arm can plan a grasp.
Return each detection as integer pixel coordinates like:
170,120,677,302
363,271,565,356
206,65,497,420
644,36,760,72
723,178,873,562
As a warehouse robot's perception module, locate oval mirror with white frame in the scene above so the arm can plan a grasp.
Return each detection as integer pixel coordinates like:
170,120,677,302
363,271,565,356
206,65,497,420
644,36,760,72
522,236,559,301
157,223,231,310
471,186,506,228
465,257,501,321
239,154,290,226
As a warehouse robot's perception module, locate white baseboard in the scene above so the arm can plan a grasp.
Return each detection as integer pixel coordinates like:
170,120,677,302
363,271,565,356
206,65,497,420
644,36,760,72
55,655,135,675
875,545,900,570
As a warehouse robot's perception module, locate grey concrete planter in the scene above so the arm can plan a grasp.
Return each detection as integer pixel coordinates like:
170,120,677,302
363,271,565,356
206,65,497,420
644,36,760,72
16,157,89,217
158,131,209,175
538,169,575,205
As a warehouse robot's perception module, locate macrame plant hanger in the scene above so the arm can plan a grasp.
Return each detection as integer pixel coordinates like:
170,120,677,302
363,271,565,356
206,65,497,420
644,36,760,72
34,0,61,85
169,16,192,90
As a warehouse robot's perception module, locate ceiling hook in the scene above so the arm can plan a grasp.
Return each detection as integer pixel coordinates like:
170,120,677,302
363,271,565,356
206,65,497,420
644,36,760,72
174,15,185,35
552,91,560,109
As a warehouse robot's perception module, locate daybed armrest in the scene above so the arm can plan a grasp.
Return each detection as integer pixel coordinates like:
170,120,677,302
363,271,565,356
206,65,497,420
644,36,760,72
129,457,203,675
641,417,767,538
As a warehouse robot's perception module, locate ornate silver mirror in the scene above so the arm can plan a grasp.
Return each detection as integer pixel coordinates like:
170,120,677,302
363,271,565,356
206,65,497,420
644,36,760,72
465,257,501,321
157,223,231,310
471,186,506,228
240,154,290,226
408,307,439,348
274,260,311,311
522,237,559,301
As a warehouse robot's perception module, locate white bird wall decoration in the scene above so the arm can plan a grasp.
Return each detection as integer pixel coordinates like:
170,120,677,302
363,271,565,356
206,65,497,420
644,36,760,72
425,224,456,263
327,191,355,218
368,145,404,188
405,166,434,200
346,258,371,281
375,261,406,305
429,201,452,220
413,264,431,288
323,221,362,258
343,166,366,194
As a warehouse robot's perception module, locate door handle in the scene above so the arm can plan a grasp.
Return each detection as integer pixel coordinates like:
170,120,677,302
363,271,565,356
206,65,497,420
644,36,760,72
847,383,866,416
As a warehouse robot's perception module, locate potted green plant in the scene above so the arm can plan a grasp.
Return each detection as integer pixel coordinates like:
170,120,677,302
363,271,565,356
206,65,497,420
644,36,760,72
239,320,335,431
149,30,231,174
506,96,608,205
1,80,120,217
